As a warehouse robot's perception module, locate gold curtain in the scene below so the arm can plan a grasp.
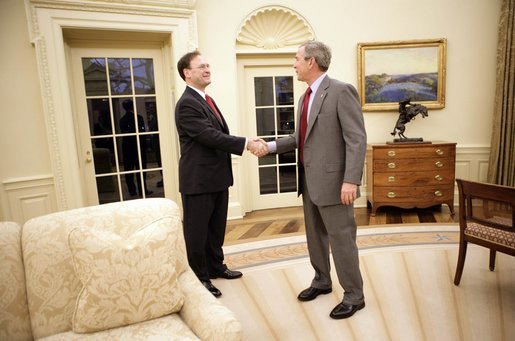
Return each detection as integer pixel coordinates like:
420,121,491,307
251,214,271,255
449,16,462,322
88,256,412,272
488,0,515,187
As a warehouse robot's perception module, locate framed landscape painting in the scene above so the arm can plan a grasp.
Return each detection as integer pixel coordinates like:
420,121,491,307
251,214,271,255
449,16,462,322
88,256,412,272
357,38,447,111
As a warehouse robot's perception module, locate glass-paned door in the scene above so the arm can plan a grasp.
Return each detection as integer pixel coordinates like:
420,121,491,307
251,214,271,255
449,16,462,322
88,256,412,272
245,66,304,210
72,46,169,205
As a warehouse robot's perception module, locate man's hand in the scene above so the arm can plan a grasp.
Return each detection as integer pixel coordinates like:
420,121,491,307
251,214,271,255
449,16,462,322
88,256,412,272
340,182,357,205
247,138,269,157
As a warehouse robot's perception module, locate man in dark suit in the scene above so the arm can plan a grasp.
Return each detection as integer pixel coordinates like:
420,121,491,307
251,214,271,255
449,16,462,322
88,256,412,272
267,41,367,319
175,51,265,297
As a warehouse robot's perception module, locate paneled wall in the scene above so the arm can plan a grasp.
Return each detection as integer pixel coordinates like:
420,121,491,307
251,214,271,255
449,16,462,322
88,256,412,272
1,176,57,224
0,145,489,223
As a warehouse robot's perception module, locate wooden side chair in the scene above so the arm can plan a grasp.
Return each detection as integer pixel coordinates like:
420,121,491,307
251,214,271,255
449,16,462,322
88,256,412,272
454,179,515,285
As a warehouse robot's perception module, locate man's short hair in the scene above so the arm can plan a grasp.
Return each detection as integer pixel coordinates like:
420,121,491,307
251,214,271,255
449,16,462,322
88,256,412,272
177,50,201,81
301,41,332,72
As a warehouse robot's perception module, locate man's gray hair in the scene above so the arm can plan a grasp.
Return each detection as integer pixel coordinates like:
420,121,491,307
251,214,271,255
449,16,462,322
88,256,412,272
301,40,332,72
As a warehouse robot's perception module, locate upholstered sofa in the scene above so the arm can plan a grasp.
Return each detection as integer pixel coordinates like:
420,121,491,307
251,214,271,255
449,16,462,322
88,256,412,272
0,198,242,340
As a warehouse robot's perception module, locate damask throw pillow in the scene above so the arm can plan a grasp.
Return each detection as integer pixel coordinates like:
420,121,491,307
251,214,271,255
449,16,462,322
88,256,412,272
68,216,184,333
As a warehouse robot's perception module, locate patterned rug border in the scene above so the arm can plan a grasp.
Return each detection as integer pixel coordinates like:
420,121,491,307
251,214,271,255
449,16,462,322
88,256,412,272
224,225,460,270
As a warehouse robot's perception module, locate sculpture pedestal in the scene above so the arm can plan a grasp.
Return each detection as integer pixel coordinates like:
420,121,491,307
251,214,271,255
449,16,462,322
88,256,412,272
387,138,431,144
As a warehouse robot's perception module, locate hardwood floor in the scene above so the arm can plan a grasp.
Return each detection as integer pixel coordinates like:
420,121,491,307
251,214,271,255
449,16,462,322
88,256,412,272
225,205,459,245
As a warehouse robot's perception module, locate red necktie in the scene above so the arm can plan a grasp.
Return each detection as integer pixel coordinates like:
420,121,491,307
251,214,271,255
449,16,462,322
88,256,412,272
205,94,223,123
299,87,312,164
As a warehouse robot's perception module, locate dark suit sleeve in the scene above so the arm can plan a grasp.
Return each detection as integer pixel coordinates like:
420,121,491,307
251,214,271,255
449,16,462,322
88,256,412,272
337,84,367,185
176,97,246,155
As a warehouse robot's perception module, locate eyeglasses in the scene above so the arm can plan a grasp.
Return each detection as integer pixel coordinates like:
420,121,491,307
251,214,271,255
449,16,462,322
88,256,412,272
187,64,210,70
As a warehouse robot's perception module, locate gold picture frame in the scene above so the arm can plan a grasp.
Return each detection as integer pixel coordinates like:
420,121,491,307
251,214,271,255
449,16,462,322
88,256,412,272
357,38,447,111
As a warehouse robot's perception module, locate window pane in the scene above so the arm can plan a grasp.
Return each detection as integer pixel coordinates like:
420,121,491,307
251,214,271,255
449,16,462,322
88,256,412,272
146,133,161,168
275,76,294,105
108,58,132,95
88,98,112,136
143,170,164,198
133,58,155,94
114,98,136,134
277,107,295,135
259,167,277,194
117,135,140,172
142,98,158,132
258,137,276,166
135,97,157,133
254,77,274,106
256,108,275,136
93,147,115,175
259,153,276,166
140,135,152,170
121,171,140,199
96,175,120,204
82,58,108,96
279,150,296,164
279,165,297,193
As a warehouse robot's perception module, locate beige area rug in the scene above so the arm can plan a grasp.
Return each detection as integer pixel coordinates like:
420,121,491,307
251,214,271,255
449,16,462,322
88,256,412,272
215,225,515,341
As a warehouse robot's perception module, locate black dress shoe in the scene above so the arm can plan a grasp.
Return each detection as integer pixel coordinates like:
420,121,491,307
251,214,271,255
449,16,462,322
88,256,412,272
329,302,365,319
210,269,243,280
201,281,222,297
297,287,332,301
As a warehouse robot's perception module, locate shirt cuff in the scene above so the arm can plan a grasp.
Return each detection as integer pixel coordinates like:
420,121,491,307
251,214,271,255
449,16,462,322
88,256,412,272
267,141,277,153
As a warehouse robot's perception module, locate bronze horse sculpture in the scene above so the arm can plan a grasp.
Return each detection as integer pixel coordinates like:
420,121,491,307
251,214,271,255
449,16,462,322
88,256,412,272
390,100,429,141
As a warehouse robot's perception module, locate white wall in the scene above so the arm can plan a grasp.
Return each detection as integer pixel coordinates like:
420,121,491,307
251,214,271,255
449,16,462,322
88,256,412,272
0,0,53,179
0,0,55,221
195,0,501,146
0,0,503,221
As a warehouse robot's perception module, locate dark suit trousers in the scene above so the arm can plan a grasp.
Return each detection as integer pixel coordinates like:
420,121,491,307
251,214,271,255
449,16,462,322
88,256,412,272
301,173,365,305
182,190,229,282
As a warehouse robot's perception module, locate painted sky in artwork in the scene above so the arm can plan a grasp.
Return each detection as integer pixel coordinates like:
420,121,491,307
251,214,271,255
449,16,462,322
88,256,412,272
365,46,438,75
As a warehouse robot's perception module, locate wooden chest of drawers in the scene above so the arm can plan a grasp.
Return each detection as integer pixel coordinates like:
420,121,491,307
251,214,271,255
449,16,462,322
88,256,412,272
366,142,456,216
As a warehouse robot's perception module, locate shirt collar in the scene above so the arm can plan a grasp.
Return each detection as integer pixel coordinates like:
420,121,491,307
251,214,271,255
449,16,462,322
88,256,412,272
309,73,327,95
187,85,206,99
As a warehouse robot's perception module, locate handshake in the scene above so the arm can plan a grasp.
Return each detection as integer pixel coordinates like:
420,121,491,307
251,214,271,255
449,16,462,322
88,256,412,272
247,138,269,157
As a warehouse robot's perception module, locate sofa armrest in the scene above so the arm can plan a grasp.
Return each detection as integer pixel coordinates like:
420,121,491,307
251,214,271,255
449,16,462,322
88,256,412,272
178,269,242,341
0,222,33,341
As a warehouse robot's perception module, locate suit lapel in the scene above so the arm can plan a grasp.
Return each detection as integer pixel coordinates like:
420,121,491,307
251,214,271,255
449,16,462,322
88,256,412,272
305,76,330,138
186,87,227,132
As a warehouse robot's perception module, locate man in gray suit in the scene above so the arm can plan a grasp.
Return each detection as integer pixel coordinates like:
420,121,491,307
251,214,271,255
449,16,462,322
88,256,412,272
266,41,367,319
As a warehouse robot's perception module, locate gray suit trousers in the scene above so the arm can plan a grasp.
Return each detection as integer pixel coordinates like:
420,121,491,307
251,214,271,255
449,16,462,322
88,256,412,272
302,174,364,305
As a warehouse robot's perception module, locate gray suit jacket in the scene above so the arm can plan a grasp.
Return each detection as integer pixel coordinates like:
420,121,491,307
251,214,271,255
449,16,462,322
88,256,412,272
276,75,367,206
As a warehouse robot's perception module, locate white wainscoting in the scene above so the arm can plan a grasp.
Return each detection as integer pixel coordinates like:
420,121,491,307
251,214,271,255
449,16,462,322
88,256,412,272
228,156,244,219
0,146,489,222
1,175,57,224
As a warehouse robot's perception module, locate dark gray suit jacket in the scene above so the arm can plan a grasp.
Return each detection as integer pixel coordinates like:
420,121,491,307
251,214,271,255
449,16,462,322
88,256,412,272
276,75,367,206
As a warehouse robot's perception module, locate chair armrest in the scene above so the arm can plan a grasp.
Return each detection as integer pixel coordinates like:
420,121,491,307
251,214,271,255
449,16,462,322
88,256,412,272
178,269,242,341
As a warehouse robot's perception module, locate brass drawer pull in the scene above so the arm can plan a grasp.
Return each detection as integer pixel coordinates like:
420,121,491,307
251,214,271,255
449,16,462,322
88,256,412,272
435,161,443,168
434,174,443,181
434,190,443,197
387,192,396,198
388,176,395,182
435,149,444,156
388,150,396,157
388,162,396,169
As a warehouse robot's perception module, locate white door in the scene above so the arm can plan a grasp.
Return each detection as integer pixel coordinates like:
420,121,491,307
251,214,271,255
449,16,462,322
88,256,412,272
244,66,305,210
70,43,175,205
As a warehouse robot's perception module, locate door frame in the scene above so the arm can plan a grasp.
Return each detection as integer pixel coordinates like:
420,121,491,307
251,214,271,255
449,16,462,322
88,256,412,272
27,4,196,210
68,41,174,205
